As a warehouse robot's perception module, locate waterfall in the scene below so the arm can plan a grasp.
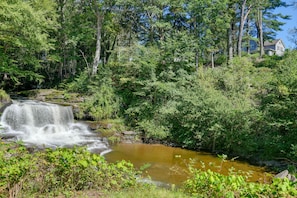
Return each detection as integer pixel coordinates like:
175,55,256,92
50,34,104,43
0,100,109,153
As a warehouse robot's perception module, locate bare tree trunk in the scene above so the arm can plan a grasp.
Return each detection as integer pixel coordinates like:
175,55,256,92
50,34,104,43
255,7,264,58
57,0,66,80
228,24,233,62
92,8,103,76
105,36,117,65
211,52,214,68
246,18,250,54
258,9,264,58
195,51,199,72
238,0,252,57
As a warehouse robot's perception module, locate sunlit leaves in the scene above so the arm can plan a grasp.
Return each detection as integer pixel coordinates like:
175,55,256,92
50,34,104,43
0,0,58,89
0,142,138,197
184,168,297,197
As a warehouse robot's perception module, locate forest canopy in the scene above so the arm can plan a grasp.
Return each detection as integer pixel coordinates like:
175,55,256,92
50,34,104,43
0,0,292,89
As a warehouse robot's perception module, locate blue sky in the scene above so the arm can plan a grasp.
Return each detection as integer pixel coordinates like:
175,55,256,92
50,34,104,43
274,1,297,49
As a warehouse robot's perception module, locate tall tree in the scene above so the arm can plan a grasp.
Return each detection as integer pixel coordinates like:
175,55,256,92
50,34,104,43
188,0,231,67
0,0,58,89
227,1,237,61
91,0,104,76
254,0,288,57
238,0,253,57
257,7,265,57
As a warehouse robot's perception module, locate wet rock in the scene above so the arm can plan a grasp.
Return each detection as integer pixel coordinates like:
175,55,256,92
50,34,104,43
121,131,139,143
0,101,12,114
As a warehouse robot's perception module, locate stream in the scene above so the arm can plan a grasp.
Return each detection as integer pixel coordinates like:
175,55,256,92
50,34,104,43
104,143,272,185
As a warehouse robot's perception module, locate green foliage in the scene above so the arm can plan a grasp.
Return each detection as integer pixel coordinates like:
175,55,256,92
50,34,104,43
0,0,294,171
81,83,121,120
260,51,297,158
0,142,138,197
138,119,169,139
255,55,283,68
66,69,121,120
159,30,197,74
0,142,33,197
183,168,297,197
65,70,91,94
0,0,58,90
116,48,272,158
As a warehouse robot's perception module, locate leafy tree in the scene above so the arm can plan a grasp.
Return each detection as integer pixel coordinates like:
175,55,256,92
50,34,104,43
238,0,253,57
187,0,231,66
0,0,58,90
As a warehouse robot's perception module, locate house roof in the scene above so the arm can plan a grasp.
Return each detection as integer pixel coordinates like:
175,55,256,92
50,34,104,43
264,39,285,48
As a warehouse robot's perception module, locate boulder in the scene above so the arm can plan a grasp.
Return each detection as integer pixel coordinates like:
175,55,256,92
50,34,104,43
274,170,297,182
274,170,289,179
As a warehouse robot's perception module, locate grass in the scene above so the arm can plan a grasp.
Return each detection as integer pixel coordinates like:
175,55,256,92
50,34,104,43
105,185,189,198
21,185,189,198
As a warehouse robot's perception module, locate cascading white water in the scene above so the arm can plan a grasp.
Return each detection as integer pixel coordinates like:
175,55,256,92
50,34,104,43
0,100,109,153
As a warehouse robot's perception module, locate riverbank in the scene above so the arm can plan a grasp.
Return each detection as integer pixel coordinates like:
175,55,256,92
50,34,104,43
1,88,292,175
1,89,296,180
1,141,297,197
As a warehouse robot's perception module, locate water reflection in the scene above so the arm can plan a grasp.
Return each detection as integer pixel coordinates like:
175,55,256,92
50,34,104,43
104,143,272,185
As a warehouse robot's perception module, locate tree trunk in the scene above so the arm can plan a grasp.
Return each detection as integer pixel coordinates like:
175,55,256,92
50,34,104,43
258,8,264,58
57,0,66,81
238,0,252,57
195,51,199,72
228,23,233,62
255,8,264,58
92,10,103,76
211,52,215,68
246,18,250,54
104,36,117,65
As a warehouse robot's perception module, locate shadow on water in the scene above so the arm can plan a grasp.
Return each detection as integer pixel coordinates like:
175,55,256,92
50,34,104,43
104,143,272,186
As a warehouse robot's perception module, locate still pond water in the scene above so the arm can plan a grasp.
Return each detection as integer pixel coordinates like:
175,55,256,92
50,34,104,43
104,143,272,185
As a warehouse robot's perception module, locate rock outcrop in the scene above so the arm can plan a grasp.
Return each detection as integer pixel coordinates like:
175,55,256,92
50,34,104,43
0,89,11,114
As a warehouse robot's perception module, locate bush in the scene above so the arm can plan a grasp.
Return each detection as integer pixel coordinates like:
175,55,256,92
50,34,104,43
0,142,138,197
183,168,297,197
0,142,33,198
80,83,121,120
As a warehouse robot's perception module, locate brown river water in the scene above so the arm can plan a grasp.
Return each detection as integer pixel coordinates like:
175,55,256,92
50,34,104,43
104,143,272,185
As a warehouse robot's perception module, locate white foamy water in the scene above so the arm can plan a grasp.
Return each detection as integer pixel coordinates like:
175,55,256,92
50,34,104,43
0,100,109,152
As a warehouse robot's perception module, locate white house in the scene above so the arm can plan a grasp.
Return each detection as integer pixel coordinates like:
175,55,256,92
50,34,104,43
264,39,285,56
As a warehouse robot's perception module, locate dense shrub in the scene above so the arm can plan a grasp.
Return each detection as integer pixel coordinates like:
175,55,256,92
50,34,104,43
183,168,297,197
0,142,33,198
0,142,138,197
260,51,297,159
